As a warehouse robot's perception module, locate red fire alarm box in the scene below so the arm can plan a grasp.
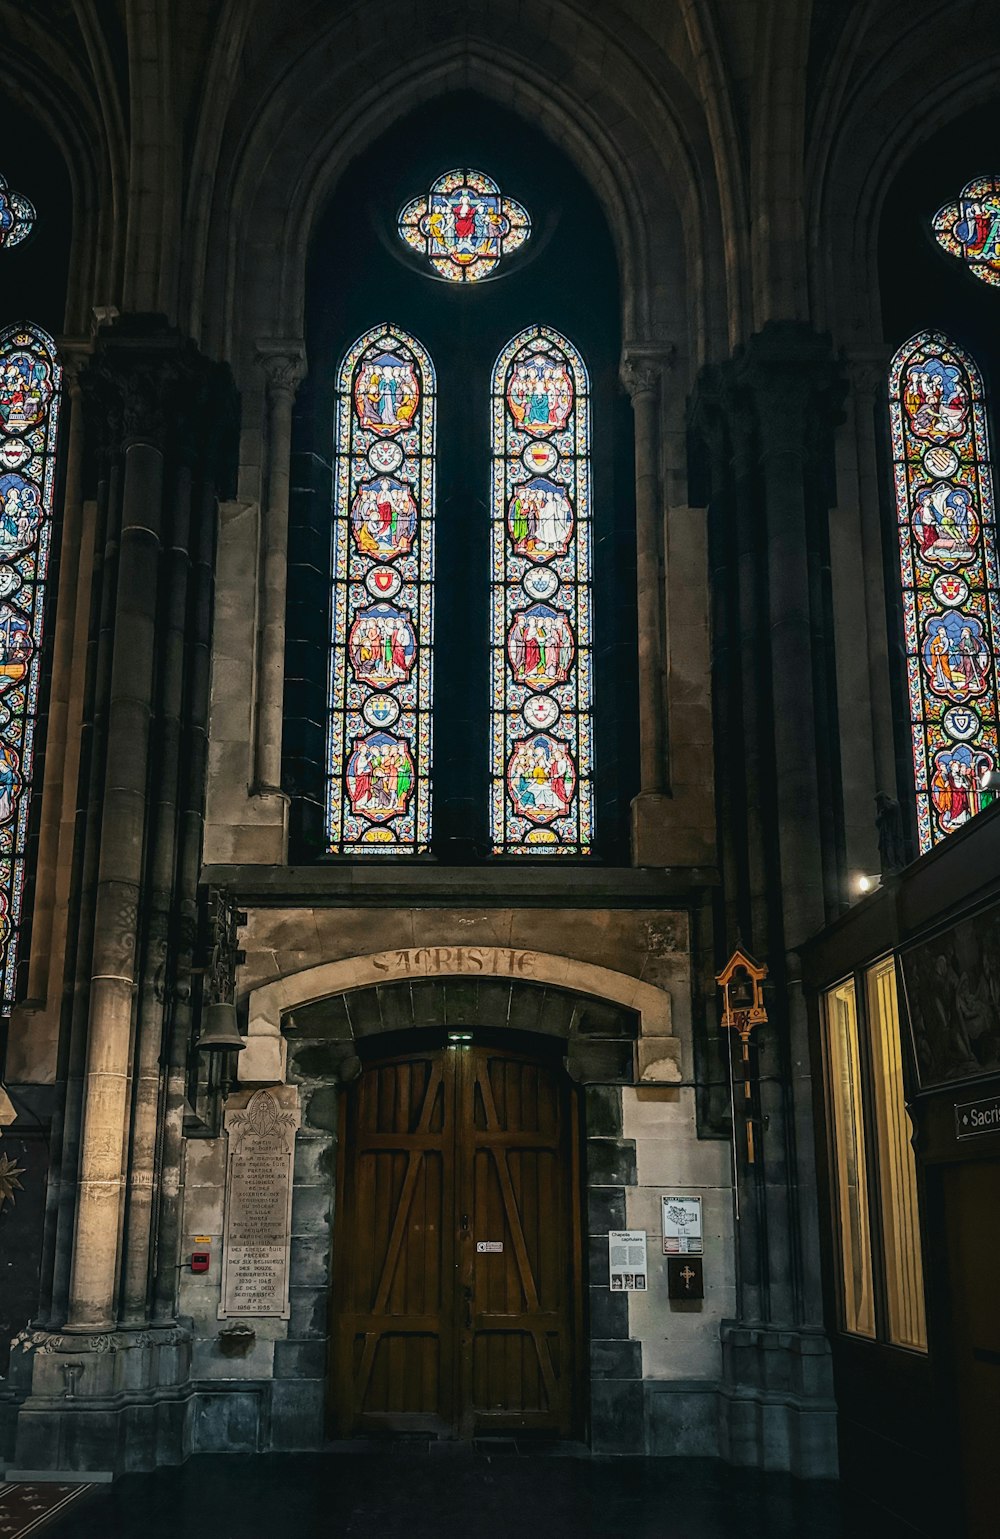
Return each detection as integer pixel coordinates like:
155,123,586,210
191,1236,212,1274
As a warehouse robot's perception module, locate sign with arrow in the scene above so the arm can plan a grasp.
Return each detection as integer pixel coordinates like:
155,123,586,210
955,1094,1000,1140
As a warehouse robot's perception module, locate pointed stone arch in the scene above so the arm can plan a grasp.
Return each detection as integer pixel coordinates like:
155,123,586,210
201,9,729,373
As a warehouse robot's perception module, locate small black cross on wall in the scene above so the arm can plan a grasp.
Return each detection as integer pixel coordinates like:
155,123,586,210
667,1255,705,1299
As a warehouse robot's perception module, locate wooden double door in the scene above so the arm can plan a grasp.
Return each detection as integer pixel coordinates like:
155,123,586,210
331,1034,583,1439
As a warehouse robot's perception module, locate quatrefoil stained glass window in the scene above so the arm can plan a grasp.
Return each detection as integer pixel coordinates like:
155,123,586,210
0,174,35,251
398,168,530,283
933,176,1000,288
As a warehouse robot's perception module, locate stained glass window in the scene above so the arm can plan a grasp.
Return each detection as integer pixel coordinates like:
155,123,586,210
490,325,593,854
933,177,1000,288
398,169,530,283
0,324,60,1001
0,176,35,250
889,331,1000,852
326,325,435,854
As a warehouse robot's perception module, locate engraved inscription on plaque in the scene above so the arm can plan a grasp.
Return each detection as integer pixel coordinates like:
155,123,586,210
219,1087,300,1320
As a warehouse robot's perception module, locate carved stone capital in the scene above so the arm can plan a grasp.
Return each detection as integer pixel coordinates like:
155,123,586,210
79,358,125,461
620,344,676,403
846,348,893,402
730,321,848,464
256,341,307,404
56,339,92,396
80,323,237,480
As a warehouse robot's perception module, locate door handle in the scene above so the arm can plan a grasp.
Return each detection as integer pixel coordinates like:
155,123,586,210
460,1213,469,1235
464,1286,473,1329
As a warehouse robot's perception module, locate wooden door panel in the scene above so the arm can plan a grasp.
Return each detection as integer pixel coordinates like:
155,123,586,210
333,1052,455,1433
334,1040,580,1439
460,1050,575,1435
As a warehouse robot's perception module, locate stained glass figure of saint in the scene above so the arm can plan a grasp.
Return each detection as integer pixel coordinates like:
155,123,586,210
490,326,593,854
399,169,530,283
889,331,1000,850
933,176,1000,288
0,324,60,1001
327,326,435,854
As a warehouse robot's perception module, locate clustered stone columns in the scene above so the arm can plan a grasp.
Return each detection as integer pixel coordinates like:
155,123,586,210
253,345,307,798
835,350,899,875
621,344,715,870
621,351,671,865
67,403,164,1331
622,355,668,794
37,317,237,1342
689,320,847,1474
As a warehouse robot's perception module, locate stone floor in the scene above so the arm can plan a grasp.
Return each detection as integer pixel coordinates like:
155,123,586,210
38,1449,909,1539
0,1481,91,1538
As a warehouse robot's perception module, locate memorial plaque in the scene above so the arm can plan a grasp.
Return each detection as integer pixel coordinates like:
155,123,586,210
219,1087,300,1319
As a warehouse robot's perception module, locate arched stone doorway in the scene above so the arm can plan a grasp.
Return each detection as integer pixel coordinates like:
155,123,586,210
282,973,641,1448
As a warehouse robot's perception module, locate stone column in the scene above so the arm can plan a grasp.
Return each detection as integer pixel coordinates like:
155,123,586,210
844,351,900,858
621,351,671,865
39,392,125,1329
152,478,217,1322
253,344,306,797
661,373,717,868
689,322,846,1475
120,359,237,1326
67,426,164,1331
118,462,192,1326
65,326,226,1332
736,328,835,944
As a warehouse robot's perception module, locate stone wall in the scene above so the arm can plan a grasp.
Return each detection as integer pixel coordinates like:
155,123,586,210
173,905,736,1456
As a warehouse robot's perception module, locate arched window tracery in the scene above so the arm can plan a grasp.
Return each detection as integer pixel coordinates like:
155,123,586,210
0,322,60,1000
888,330,1000,851
326,324,436,855
305,124,630,865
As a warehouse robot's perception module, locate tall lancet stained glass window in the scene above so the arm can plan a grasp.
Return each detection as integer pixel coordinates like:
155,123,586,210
889,331,1000,852
490,326,593,854
327,325,435,854
0,324,60,1001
